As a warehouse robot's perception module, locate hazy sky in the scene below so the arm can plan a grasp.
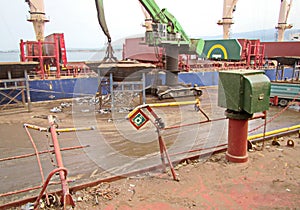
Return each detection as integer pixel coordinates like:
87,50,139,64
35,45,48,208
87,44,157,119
0,0,299,50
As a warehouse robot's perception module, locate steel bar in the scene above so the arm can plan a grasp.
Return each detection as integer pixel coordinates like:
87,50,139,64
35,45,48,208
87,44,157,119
24,69,31,111
159,133,178,181
56,127,95,133
0,180,74,198
47,115,75,208
0,185,42,198
158,134,167,173
199,107,210,121
145,106,178,181
0,145,89,162
24,125,50,205
33,167,68,209
24,123,95,133
163,117,226,130
0,89,23,110
23,123,48,132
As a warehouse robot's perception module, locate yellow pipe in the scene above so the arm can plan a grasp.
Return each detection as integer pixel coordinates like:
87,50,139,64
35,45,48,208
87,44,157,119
24,124,95,133
127,101,196,118
24,123,47,132
148,101,196,107
248,124,300,141
56,127,95,133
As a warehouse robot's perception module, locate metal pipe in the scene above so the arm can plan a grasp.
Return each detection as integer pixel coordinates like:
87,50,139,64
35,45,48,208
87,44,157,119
24,123,95,133
56,127,95,133
0,179,74,198
0,185,42,198
47,115,74,208
248,124,300,141
24,125,50,205
0,145,89,162
159,133,178,181
24,123,48,132
145,106,178,181
34,167,68,210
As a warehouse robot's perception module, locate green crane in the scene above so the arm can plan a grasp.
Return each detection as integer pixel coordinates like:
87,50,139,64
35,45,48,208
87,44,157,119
95,0,204,99
139,0,204,55
95,0,204,56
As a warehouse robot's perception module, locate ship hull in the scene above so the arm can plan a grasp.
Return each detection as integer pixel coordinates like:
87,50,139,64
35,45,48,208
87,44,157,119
0,67,296,105
28,67,295,102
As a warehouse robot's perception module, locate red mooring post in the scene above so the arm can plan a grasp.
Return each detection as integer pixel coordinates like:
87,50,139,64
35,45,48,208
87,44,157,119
225,110,252,163
226,118,249,163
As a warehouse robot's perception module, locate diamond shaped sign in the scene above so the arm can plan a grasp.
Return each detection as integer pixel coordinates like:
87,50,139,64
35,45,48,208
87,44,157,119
129,109,149,130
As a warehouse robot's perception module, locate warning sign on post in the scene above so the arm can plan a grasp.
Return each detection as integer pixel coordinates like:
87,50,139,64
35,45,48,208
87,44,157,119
129,109,149,130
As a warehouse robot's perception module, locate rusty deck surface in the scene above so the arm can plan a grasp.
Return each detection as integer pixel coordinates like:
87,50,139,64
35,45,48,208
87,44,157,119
0,87,299,208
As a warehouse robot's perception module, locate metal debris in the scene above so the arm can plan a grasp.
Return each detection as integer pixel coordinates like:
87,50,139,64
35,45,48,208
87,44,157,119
50,107,62,113
81,109,90,113
75,96,102,105
97,108,111,114
128,184,136,201
38,194,60,209
60,102,72,108
90,169,98,178
272,140,281,146
288,103,300,112
21,203,34,210
89,182,120,201
287,139,295,147
50,102,72,113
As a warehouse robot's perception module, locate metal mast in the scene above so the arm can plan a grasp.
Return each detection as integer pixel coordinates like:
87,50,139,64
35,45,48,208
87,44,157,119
276,0,293,41
25,0,49,41
217,0,238,39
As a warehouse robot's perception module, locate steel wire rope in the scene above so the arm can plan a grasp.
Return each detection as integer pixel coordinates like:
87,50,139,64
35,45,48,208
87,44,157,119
249,92,300,133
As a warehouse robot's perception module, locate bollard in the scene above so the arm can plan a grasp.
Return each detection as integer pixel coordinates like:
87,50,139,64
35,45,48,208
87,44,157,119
226,118,249,163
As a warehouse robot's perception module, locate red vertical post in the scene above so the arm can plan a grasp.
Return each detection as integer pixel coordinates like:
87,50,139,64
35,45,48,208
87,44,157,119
158,135,167,172
38,41,45,79
226,118,249,163
48,115,74,208
54,35,61,78
146,106,178,181
20,40,25,62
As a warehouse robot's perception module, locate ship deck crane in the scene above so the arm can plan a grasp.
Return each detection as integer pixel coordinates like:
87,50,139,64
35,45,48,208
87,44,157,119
217,0,238,39
276,0,293,42
25,0,49,41
95,0,204,57
95,0,204,99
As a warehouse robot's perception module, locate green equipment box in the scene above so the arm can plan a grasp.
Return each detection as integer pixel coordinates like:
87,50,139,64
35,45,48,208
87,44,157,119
218,70,271,114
